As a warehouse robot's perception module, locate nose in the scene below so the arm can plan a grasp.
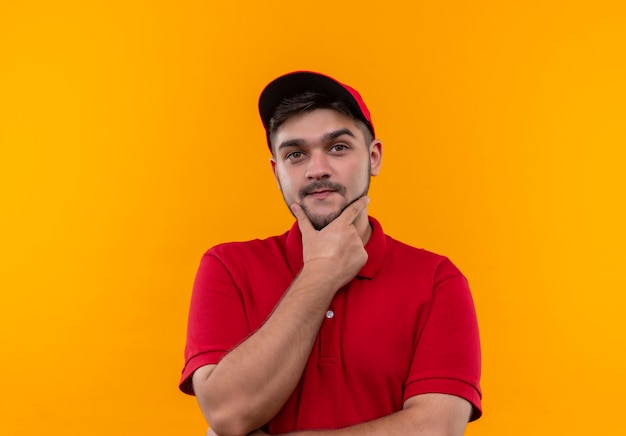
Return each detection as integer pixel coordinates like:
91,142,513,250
305,150,332,180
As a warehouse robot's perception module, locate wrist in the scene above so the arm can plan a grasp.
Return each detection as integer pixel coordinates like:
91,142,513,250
295,262,348,300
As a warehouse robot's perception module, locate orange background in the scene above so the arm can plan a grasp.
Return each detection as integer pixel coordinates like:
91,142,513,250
1,1,625,434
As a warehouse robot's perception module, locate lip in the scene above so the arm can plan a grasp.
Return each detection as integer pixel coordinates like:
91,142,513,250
307,190,336,200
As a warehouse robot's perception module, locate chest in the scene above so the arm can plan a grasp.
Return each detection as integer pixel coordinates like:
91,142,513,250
239,265,433,381
317,275,431,380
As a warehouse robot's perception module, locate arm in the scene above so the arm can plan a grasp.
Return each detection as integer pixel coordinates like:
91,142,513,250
193,197,371,436
278,393,472,436
216,393,471,436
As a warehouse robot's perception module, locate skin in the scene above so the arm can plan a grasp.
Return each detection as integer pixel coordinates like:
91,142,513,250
269,108,382,233
193,109,472,435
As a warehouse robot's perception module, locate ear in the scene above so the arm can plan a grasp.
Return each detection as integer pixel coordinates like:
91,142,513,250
369,140,383,176
269,157,281,189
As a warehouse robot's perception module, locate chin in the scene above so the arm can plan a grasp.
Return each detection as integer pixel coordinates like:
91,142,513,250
305,209,344,231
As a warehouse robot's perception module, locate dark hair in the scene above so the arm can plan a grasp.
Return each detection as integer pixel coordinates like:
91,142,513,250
268,91,374,151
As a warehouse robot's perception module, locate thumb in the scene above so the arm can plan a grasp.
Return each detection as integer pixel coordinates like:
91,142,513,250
334,195,370,227
291,203,315,234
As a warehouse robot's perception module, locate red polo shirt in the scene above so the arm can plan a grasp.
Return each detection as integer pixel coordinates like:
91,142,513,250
180,217,482,432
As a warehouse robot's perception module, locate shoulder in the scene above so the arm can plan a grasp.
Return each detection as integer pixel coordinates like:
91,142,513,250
202,231,288,265
385,235,464,278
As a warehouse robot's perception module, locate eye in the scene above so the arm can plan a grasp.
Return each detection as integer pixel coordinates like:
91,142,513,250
330,144,348,153
286,150,304,161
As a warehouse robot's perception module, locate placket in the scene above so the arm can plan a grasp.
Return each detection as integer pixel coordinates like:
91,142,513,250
318,285,346,364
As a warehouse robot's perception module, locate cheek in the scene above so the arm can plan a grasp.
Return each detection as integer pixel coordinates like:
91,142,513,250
275,168,297,195
348,161,370,185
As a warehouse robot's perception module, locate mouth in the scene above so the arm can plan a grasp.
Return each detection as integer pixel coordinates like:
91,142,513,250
300,182,346,201
307,189,336,200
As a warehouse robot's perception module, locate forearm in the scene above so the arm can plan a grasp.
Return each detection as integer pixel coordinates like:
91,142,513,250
195,266,341,436
209,413,423,436
277,394,471,436
279,409,419,436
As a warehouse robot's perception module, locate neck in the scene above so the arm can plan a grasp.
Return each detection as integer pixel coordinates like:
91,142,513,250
354,210,372,245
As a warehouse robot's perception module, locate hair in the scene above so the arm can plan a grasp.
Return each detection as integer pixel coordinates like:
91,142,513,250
268,91,374,152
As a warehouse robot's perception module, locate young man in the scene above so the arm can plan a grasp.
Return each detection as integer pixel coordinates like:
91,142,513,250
180,71,482,435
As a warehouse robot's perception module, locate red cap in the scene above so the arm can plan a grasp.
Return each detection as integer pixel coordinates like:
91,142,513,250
258,71,375,147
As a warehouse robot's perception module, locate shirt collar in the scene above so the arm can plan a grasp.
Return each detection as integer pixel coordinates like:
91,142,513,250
282,216,387,280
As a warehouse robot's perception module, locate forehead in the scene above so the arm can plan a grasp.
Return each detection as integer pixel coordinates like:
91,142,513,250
271,108,364,150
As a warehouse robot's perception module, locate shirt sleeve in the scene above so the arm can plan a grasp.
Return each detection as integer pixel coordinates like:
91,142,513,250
179,250,251,395
403,257,482,420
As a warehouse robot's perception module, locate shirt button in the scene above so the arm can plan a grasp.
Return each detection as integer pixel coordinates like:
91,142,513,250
325,310,335,319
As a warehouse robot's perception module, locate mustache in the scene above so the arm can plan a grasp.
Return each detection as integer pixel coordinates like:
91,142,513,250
299,181,347,198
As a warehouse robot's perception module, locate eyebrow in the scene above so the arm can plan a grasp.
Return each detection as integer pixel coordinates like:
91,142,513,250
277,128,356,151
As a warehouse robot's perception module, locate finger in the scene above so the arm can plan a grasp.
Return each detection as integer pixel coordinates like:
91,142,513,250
290,203,315,234
335,196,370,226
